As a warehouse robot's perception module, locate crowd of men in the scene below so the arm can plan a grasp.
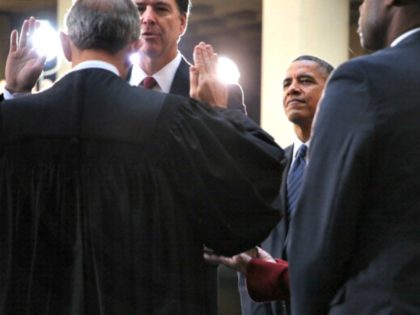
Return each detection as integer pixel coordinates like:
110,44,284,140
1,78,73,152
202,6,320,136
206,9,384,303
1,0,420,315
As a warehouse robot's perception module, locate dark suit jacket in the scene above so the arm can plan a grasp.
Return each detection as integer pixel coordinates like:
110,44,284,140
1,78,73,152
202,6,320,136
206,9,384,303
289,31,420,315
245,258,290,302
0,68,284,315
238,146,293,315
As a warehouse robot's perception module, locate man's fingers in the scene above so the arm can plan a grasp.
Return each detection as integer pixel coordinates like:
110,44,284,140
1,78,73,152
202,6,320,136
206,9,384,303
201,44,212,73
18,19,30,47
19,17,38,48
9,30,18,53
189,65,199,98
193,42,219,77
203,252,222,265
202,44,218,75
193,43,206,69
203,252,231,266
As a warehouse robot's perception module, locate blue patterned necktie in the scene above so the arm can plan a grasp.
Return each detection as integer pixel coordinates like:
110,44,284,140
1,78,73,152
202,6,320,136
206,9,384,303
286,144,307,214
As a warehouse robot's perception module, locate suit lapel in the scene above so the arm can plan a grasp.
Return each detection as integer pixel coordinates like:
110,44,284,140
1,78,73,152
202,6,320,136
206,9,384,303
281,145,294,259
169,57,191,97
260,145,293,260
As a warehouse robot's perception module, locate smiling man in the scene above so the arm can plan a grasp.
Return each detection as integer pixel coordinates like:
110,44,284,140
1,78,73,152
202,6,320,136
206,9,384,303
289,0,420,314
282,55,332,145
237,55,333,315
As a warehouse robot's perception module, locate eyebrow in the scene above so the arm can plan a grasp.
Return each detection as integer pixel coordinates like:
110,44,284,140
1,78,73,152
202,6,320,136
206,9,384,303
283,73,318,85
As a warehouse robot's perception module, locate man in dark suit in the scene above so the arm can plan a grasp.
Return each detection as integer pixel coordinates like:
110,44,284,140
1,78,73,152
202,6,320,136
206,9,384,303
0,0,284,314
129,0,245,112
205,55,333,315
238,55,333,315
289,0,420,314
130,1,246,311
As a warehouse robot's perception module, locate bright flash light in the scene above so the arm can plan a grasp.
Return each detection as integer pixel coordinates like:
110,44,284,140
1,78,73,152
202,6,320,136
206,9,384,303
129,52,140,65
217,56,240,84
31,20,60,62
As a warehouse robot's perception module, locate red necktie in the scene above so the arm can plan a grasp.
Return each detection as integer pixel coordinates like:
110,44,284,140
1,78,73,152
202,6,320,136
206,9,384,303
140,76,157,89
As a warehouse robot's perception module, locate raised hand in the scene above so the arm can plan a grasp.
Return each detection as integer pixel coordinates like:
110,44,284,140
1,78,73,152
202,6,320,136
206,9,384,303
189,42,228,108
5,17,46,94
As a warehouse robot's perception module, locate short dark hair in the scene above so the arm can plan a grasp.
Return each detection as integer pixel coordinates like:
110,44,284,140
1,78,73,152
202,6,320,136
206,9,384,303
176,0,191,17
66,0,140,54
293,55,334,78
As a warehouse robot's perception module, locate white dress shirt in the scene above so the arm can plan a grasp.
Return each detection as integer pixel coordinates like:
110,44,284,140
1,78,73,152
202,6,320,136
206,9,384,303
391,27,420,47
128,52,182,93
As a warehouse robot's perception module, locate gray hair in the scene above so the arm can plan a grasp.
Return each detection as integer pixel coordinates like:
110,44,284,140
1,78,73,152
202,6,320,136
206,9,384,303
65,0,140,54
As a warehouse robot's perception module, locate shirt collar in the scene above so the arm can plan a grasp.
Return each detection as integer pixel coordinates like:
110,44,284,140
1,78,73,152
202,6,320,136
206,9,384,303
391,27,420,47
129,51,182,93
72,60,120,76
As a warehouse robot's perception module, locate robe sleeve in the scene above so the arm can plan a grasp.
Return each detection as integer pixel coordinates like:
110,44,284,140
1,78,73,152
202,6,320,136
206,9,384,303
157,95,285,256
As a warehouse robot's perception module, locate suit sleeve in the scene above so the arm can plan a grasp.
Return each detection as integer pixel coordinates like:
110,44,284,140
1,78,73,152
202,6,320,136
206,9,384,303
246,258,290,302
288,61,375,315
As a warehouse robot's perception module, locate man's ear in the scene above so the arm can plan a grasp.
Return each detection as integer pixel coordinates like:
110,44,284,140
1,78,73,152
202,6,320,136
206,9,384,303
179,15,188,37
59,31,72,62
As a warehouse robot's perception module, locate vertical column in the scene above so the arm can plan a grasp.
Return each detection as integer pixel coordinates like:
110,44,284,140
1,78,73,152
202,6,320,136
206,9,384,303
261,0,349,147
56,0,73,78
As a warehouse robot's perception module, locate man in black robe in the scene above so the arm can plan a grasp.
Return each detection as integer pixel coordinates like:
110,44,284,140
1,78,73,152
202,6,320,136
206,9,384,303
0,0,284,314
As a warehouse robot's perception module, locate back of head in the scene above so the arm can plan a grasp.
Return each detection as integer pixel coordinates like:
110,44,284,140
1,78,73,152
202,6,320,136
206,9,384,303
66,0,140,54
293,55,334,79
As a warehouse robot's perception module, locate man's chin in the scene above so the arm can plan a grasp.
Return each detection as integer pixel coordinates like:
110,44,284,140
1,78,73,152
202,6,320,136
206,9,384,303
288,113,310,125
140,47,161,58
139,40,162,55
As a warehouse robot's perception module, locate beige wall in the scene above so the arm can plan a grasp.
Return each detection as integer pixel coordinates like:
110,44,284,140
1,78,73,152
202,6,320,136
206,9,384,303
261,0,350,147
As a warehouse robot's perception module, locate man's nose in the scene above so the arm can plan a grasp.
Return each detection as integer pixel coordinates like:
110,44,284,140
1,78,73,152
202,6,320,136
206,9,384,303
141,6,156,24
287,81,301,95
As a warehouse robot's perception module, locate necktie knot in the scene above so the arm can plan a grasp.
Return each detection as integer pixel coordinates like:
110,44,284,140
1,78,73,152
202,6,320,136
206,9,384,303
141,76,157,89
296,144,307,160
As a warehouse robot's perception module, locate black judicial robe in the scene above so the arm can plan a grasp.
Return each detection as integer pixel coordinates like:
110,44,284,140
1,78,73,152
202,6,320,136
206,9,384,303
0,67,284,315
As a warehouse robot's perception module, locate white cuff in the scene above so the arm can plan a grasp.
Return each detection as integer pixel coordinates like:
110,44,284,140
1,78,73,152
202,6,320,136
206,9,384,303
3,88,31,100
